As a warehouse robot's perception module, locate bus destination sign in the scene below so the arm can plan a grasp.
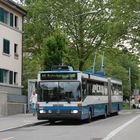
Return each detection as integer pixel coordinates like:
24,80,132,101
40,73,77,80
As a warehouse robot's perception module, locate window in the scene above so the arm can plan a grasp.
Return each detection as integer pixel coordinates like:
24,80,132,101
14,44,17,53
0,69,3,83
9,71,13,84
0,7,10,25
10,13,13,27
3,39,10,54
14,15,18,28
14,43,18,57
0,69,15,85
3,10,9,24
0,7,4,22
0,7,18,28
3,69,9,84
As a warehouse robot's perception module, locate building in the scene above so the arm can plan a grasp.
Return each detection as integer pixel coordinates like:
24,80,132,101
0,0,26,116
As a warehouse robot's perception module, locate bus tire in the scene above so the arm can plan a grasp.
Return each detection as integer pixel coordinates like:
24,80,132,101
49,120,55,124
104,112,107,119
104,106,107,118
87,110,92,123
115,104,119,115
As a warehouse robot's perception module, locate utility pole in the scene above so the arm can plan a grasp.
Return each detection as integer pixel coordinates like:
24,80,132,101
128,67,131,109
92,50,97,74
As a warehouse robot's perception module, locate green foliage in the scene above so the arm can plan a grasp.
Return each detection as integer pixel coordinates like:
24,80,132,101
105,48,140,98
23,0,54,53
22,54,41,95
21,0,140,98
42,30,67,70
123,102,130,110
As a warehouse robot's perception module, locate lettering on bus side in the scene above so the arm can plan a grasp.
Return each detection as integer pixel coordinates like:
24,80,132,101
92,84,108,95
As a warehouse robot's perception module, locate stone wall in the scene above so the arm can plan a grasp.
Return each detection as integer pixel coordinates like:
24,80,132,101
0,86,27,116
0,92,8,116
7,103,27,115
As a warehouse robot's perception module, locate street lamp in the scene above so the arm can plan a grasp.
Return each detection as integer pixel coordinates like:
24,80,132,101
128,67,131,109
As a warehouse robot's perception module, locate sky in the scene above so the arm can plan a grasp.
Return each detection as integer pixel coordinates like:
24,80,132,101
12,0,20,3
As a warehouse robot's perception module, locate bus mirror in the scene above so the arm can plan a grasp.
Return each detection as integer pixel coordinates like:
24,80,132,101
35,81,40,89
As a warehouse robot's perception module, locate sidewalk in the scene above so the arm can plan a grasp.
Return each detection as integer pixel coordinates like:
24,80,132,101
0,113,47,132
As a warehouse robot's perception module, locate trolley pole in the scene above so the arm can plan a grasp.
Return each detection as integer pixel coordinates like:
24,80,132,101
129,67,131,109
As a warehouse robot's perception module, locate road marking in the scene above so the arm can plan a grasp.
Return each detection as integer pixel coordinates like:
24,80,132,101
2,137,14,140
103,114,140,140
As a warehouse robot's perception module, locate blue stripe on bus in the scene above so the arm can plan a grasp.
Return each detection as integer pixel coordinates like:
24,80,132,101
39,106,82,110
39,102,121,111
39,102,122,120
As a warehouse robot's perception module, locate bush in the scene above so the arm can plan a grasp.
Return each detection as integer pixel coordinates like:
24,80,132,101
122,102,130,110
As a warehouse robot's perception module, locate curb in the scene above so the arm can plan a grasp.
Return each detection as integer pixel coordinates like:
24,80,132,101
0,121,48,132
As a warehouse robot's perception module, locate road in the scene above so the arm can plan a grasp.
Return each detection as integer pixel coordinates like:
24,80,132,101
0,110,140,140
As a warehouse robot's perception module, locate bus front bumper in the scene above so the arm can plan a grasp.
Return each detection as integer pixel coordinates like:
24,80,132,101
37,110,81,120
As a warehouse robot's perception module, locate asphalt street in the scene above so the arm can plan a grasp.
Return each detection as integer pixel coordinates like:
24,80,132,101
0,110,140,140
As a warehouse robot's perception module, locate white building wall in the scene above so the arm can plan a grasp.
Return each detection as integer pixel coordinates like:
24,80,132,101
0,1,26,115
0,24,22,86
0,2,23,87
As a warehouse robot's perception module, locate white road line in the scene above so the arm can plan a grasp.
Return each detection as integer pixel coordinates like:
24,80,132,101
103,114,140,140
2,137,14,140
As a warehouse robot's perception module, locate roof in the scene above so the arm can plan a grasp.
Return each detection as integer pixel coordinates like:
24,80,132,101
0,0,27,16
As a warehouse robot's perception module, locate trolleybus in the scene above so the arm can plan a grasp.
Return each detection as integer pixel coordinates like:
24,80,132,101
35,66,123,123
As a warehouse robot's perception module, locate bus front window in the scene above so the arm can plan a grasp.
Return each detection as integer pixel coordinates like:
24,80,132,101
39,81,81,102
59,82,81,101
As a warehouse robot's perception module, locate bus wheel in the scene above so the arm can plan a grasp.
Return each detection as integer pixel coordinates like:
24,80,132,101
49,120,55,124
103,112,107,119
104,106,107,118
87,110,92,123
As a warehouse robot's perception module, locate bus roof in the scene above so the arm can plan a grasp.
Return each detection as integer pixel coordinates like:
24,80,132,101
82,73,122,84
82,73,108,82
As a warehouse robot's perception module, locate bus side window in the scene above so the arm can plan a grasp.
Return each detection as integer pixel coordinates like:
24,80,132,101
82,80,87,97
82,81,86,90
82,89,87,98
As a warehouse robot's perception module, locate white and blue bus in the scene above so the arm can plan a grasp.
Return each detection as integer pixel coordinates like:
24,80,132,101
35,66,123,123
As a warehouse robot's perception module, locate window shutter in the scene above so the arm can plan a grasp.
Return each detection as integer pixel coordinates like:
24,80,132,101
7,40,10,54
14,72,17,84
0,69,3,83
0,7,4,22
9,71,13,84
3,39,6,53
3,39,10,54
10,13,13,27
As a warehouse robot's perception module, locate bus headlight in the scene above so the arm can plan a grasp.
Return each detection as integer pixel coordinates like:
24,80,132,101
40,110,46,113
71,110,78,114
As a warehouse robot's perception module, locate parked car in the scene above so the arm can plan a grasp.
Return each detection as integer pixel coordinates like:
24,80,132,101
135,103,140,109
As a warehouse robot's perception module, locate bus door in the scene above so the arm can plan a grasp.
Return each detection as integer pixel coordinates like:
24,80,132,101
108,78,112,114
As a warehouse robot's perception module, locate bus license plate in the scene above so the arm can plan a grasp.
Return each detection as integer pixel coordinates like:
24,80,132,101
56,110,60,113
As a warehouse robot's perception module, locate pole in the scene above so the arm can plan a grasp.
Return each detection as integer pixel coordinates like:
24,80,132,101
100,50,104,72
92,50,97,74
129,67,131,109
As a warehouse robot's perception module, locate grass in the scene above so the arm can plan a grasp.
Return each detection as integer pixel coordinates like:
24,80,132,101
122,102,130,110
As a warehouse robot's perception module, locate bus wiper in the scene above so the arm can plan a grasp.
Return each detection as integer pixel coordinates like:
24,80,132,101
66,92,71,103
66,97,70,103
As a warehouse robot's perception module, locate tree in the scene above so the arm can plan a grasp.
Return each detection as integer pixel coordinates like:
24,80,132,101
47,0,138,70
104,48,140,98
20,0,140,97
42,30,67,70
23,0,54,54
22,0,139,70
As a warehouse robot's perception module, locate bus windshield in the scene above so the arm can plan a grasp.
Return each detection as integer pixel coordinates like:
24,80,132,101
38,81,81,102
